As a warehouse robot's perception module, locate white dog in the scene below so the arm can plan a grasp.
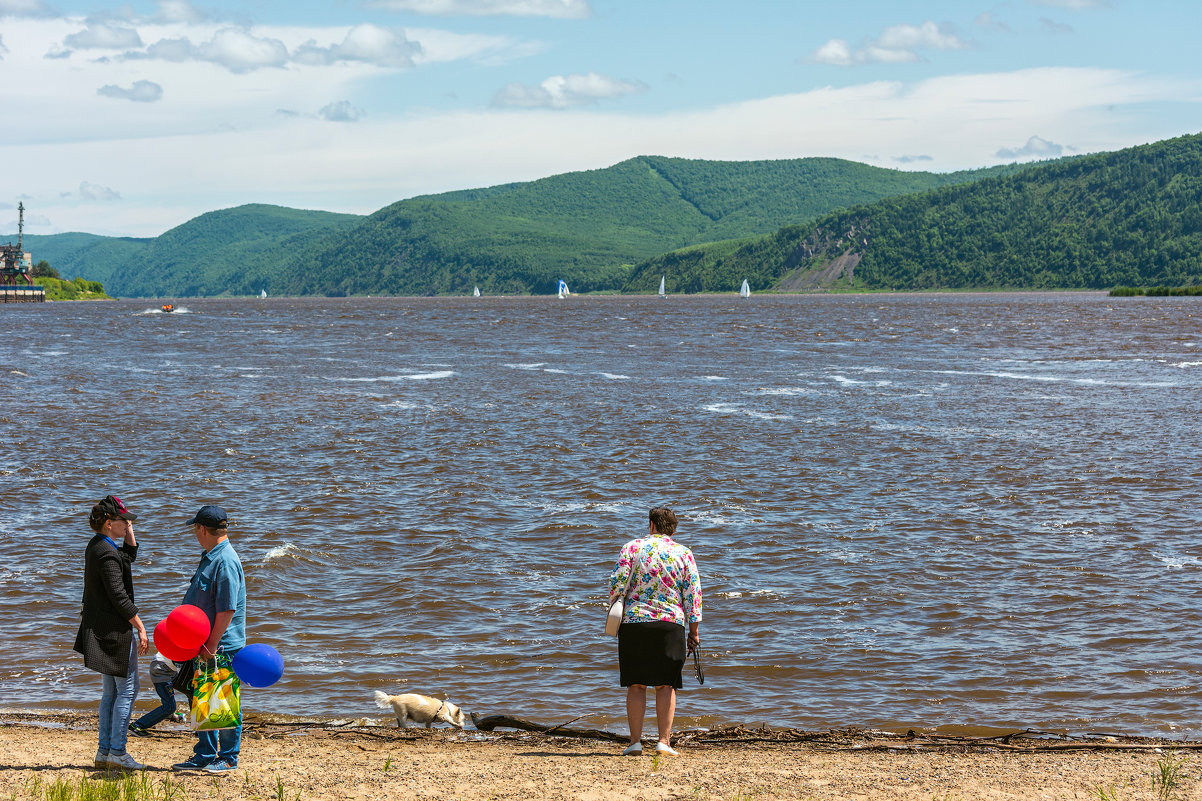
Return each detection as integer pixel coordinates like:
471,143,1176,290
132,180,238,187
374,691,466,729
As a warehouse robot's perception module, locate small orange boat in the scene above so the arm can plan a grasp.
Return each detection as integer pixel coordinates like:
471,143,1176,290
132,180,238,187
161,303,175,313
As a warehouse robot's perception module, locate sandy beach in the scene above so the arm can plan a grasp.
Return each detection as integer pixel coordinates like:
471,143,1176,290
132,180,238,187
2,713,1200,801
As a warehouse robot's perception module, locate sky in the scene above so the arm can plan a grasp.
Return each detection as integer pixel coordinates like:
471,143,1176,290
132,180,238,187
1,0,1200,238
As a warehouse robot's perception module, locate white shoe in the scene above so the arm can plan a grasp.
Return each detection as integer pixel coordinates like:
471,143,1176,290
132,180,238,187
621,742,643,756
94,749,110,769
654,742,679,756
107,752,146,771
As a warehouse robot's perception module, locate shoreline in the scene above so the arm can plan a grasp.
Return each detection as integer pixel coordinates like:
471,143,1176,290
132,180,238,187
2,712,1199,800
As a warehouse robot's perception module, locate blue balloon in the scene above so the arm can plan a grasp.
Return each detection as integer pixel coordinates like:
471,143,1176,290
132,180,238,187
232,644,284,688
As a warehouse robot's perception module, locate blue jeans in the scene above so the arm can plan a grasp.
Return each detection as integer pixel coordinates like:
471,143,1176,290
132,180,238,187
133,681,177,730
194,725,241,765
98,632,140,754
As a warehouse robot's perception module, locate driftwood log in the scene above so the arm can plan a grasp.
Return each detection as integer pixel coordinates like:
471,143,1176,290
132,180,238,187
470,713,626,742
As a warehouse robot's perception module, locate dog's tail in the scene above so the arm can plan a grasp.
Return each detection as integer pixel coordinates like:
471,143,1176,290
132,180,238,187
373,690,393,710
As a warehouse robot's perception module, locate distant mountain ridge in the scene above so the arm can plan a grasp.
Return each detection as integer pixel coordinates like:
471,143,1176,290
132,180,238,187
639,132,1202,293
277,156,1025,297
12,156,1026,297
24,205,363,298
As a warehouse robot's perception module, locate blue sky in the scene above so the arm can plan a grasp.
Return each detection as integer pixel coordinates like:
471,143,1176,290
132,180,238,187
1,0,1199,237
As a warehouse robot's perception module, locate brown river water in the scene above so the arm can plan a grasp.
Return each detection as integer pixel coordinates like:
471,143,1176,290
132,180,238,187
1,293,1200,736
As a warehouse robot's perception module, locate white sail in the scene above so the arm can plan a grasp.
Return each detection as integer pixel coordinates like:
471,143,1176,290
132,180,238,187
557,279,569,299
260,289,267,299
473,286,481,297
739,279,750,298
658,275,665,296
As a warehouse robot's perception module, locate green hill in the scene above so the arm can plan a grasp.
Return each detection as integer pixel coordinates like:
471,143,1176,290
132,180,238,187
16,205,362,297
8,154,1074,298
277,156,1021,297
105,205,363,297
640,133,1202,293
20,232,149,286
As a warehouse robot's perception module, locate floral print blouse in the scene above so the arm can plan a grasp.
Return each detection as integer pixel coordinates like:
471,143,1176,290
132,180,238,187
609,535,702,626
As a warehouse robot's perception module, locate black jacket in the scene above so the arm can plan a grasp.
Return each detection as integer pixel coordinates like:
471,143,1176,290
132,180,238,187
73,534,139,677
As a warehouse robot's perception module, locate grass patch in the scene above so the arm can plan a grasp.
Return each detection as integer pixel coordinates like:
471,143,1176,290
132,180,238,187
1154,750,1190,800
22,772,185,801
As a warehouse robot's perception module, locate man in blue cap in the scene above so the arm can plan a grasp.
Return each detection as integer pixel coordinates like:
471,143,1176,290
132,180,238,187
172,505,246,775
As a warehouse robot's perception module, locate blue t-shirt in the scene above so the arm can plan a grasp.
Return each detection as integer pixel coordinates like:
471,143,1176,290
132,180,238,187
182,539,246,652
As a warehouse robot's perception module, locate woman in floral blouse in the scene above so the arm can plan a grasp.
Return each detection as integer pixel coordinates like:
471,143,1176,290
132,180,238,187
608,506,702,756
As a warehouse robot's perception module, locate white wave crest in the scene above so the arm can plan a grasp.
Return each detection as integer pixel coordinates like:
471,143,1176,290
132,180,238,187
333,371,455,382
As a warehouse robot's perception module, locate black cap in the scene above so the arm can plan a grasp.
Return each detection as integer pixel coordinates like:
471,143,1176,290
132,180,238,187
91,495,138,524
186,505,228,528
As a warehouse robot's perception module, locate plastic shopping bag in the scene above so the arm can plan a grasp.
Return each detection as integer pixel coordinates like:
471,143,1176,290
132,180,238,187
190,653,241,730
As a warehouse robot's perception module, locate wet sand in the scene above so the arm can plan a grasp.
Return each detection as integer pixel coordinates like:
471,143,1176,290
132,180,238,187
2,714,1199,800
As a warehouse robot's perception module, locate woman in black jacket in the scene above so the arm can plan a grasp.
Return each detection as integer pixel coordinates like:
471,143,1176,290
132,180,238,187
73,495,149,771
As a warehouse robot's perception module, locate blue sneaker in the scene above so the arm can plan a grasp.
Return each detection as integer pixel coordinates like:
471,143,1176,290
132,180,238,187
172,757,210,772
203,759,237,775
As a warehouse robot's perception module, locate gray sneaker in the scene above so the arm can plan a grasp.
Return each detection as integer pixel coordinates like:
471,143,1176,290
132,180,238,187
94,749,110,769
203,759,236,775
106,751,146,771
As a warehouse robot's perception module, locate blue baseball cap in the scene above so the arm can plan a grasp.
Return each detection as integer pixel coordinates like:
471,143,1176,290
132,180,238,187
186,505,228,528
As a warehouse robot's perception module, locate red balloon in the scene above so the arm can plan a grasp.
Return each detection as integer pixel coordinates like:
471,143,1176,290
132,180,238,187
154,619,199,662
165,604,211,650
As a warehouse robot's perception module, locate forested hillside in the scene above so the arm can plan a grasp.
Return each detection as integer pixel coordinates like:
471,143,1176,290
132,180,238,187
277,157,1019,297
21,233,149,286
20,206,362,297
105,205,363,297
634,133,1202,293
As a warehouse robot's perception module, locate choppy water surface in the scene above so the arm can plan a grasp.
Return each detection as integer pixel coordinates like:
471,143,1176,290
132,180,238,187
2,294,1201,736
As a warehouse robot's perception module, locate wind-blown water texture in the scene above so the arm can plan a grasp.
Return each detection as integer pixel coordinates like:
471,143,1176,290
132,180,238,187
2,294,1200,736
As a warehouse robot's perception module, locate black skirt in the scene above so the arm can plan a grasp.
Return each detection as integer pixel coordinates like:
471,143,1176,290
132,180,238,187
618,621,687,689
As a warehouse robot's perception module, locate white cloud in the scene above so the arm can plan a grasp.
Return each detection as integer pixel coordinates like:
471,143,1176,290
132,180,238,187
293,24,421,68
365,0,590,19
319,100,365,122
895,154,934,164
996,135,1066,159
0,0,53,16
154,0,206,24
97,79,164,102
64,21,145,50
809,39,853,67
493,71,647,109
809,20,967,66
199,28,289,72
878,21,965,51
130,27,290,72
78,182,122,202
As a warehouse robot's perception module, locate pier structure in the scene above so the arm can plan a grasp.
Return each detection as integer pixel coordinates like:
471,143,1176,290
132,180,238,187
1,202,44,302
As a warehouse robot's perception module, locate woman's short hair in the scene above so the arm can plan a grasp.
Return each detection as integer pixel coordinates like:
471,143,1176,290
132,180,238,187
649,506,677,536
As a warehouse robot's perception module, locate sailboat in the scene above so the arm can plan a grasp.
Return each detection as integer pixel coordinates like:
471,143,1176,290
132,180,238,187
473,286,481,297
557,279,570,299
658,275,665,297
739,279,750,298
260,289,267,299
